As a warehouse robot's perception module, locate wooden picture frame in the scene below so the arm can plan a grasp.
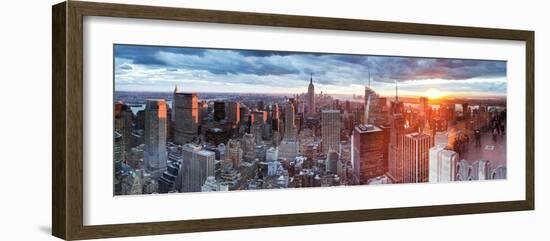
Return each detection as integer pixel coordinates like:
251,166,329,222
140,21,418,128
52,1,534,240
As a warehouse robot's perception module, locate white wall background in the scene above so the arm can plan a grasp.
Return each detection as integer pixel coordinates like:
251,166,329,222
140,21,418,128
0,0,547,240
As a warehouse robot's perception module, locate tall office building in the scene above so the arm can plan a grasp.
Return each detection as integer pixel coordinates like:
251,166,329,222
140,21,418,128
242,133,256,161
173,85,198,144
419,96,429,116
462,103,470,119
490,166,507,180
198,101,208,124
271,104,281,145
278,140,299,161
143,99,168,178
284,101,297,141
224,139,243,169
476,160,491,180
456,159,491,181
321,110,341,154
239,106,250,124
428,144,458,183
434,131,449,146
387,81,411,183
251,110,267,143
158,160,181,193
114,101,133,159
326,149,339,174
114,132,124,182
226,101,240,125
402,133,432,183
351,124,386,184
364,86,383,124
307,74,315,116
178,144,215,192
213,101,226,121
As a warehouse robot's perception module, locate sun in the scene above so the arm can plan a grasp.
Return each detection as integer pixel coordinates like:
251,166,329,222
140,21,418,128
424,88,446,99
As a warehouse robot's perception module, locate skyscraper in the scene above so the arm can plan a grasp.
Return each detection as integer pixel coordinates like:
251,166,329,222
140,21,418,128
456,159,492,181
462,103,470,119
307,74,315,116
173,85,198,144
418,96,428,117
434,131,449,146
114,132,124,182
278,140,299,161
213,101,226,121
428,144,458,183
351,124,387,184
251,110,267,143
321,110,341,154
284,101,297,141
402,133,432,183
224,139,243,169
178,144,215,192
326,149,339,174
114,101,133,159
226,101,240,125
158,159,181,193
271,103,281,145
387,81,411,183
242,133,256,161
143,99,168,178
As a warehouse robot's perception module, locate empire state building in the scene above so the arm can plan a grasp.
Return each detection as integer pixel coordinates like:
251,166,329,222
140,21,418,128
307,74,315,116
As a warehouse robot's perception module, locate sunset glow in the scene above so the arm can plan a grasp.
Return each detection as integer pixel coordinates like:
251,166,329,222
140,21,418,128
114,45,507,98
424,88,446,99
113,44,508,196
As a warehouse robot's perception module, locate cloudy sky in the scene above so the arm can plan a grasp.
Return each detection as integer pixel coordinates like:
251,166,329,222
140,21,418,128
114,44,507,98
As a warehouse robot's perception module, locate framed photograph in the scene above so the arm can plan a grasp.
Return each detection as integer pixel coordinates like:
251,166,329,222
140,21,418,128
52,1,534,240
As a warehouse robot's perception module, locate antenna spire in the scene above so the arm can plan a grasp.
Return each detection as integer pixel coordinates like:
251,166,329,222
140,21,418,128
367,57,371,88
310,73,313,84
395,80,399,102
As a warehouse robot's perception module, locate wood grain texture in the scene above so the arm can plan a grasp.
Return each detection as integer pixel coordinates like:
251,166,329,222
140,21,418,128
525,32,535,210
52,2,67,239
51,1,535,240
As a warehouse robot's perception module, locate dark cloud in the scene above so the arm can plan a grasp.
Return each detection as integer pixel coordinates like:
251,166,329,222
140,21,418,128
367,57,506,83
114,44,206,66
114,44,506,86
119,64,133,70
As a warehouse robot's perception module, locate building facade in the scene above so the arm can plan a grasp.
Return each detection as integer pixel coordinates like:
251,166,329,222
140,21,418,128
213,101,226,122
321,110,341,154
402,133,432,183
226,101,240,125
178,144,216,192
143,99,168,178
251,110,267,143
173,86,198,144
307,74,315,116
283,101,297,141
351,124,386,184
428,144,459,183
225,139,243,169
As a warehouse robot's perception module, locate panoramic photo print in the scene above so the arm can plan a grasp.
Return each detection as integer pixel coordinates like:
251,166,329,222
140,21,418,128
113,44,507,195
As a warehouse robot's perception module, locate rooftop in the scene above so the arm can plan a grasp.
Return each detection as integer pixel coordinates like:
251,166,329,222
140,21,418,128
354,124,382,133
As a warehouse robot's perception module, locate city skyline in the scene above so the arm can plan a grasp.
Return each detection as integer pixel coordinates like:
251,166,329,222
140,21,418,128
113,44,507,196
115,44,507,98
